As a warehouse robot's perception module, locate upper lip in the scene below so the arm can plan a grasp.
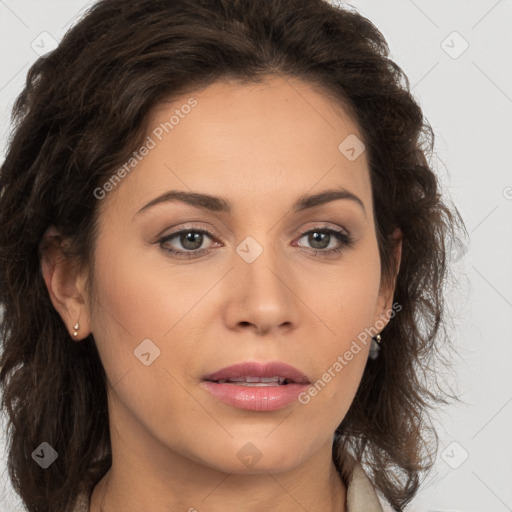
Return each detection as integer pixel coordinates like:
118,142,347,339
203,361,311,384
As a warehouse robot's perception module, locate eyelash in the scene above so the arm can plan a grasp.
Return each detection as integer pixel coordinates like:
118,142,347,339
157,224,354,259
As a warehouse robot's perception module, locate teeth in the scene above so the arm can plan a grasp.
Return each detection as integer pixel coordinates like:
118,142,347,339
233,382,281,386
215,376,291,385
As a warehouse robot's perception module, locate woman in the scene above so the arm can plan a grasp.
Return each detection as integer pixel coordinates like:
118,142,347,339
0,0,466,511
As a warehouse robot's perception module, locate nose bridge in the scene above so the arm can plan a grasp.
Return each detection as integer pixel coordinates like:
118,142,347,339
231,230,297,328
236,231,288,294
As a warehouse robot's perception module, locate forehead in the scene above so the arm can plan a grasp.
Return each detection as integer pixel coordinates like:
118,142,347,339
101,76,372,218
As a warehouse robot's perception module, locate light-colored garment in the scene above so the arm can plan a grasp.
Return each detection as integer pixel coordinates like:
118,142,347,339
71,462,387,511
346,462,387,511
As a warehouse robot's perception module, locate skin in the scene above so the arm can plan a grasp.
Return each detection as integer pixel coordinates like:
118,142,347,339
42,75,401,512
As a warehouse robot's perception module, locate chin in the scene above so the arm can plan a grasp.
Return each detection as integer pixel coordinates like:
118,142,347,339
196,441,310,475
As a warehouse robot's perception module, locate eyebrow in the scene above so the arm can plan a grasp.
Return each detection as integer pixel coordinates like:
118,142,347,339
136,186,366,217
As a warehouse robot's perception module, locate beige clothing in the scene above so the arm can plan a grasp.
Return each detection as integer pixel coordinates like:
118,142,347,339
72,462,386,511
347,462,387,511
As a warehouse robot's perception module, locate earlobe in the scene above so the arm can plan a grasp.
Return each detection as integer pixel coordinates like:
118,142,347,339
40,225,91,340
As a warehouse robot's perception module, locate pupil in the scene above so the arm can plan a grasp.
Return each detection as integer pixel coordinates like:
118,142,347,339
182,232,202,250
310,232,329,249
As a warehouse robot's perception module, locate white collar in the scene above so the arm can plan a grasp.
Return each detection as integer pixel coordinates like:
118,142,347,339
346,461,385,511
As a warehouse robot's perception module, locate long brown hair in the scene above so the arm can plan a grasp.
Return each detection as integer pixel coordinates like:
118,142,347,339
0,0,466,510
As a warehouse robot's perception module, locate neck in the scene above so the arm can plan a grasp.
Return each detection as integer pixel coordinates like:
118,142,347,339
89,439,347,512
91,461,346,512
89,390,347,512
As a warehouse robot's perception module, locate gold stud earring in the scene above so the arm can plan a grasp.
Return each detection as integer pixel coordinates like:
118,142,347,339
73,322,79,337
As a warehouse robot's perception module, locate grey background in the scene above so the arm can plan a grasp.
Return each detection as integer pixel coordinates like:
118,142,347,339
1,1,511,511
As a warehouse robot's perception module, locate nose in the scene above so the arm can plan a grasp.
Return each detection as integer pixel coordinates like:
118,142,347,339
223,237,301,336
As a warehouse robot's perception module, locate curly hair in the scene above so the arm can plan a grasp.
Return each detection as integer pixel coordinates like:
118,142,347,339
0,0,466,510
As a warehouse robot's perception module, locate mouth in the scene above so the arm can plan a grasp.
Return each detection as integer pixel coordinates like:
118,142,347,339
202,361,311,386
206,376,298,386
201,361,311,411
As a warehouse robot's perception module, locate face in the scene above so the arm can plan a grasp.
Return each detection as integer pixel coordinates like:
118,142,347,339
81,76,394,475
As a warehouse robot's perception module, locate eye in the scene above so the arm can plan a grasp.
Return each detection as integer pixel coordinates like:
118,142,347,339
158,227,218,258
294,226,354,257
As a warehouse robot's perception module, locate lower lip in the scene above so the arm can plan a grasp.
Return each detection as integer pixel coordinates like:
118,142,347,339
200,381,309,411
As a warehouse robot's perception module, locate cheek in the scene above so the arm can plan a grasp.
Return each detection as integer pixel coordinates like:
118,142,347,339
91,228,210,337
302,245,381,415
87,228,211,387
87,234,209,441
315,241,382,342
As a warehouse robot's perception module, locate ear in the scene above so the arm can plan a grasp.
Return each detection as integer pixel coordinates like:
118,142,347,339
40,225,91,341
372,227,402,329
